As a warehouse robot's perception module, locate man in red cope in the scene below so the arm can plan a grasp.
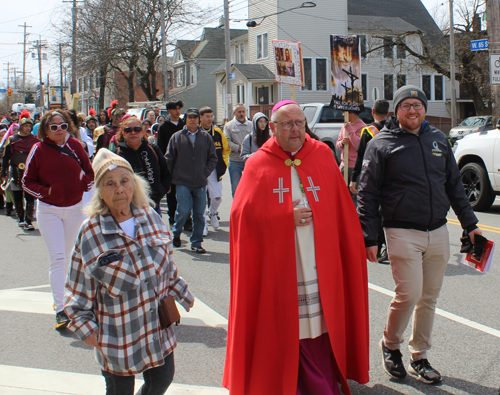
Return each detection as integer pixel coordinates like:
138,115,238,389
223,100,369,395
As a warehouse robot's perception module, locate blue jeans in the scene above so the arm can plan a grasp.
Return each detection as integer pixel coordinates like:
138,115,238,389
101,352,174,395
173,184,206,247
228,161,245,197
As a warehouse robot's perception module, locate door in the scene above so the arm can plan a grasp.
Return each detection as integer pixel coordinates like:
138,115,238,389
258,87,269,104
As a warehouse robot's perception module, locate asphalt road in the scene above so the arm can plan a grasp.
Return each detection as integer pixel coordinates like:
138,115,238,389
1,175,499,394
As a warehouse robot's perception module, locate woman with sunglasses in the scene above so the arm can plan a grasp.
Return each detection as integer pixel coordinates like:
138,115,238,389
22,110,94,329
115,117,171,214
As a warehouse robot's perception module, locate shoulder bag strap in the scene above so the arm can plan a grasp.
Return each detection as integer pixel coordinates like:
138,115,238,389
43,141,83,169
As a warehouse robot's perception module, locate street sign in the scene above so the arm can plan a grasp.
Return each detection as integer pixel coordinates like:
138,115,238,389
471,39,488,51
229,73,236,80
490,55,500,85
0,89,5,93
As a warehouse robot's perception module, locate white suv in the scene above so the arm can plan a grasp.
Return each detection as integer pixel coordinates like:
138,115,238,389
454,127,500,211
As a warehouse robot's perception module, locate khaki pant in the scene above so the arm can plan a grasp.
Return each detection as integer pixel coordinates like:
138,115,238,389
383,225,450,360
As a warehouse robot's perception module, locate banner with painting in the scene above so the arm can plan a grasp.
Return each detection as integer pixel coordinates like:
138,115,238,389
272,40,304,87
330,35,363,111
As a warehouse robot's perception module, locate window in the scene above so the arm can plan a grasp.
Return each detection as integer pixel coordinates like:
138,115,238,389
175,67,184,88
434,75,443,100
236,85,245,104
78,78,82,92
396,38,406,59
422,75,431,99
384,74,394,100
361,74,368,102
257,33,268,59
190,64,196,85
235,44,240,63
397,74,406,89
383,36,393,59
359,35,367,59
240,43,245,63
302,58,328,91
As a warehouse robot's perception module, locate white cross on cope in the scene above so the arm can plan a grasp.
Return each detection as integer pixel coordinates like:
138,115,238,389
306,176,320,202
273,177,289,204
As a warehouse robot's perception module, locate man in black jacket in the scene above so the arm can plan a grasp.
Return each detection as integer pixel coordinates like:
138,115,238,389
350,99,389,263
165,108,217,253
357,85,482,385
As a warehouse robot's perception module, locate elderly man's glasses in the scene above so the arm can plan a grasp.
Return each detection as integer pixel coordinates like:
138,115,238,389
274,119,306,130
124,126,143,134
49,123,69,132
400,103,424,111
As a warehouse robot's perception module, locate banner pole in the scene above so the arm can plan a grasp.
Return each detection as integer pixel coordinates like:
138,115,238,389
343,111,349,185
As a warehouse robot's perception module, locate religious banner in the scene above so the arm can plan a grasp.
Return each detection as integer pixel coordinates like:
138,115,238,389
272,40,304,87
330,35,363,111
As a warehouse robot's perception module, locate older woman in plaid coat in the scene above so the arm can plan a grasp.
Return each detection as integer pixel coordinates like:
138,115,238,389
64,148,194,395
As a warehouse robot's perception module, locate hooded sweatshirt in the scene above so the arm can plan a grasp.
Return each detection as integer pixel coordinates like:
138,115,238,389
240,112,270,162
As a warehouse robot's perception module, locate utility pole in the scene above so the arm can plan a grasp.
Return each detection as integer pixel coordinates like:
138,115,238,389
449,0,456,128
487,0,500,123
159,0,169,101
12,67,20,89
71,0,78,94
60,44,64,108
18,22,31,92
224,0,232,121
3,62,11,108
31,37,48,108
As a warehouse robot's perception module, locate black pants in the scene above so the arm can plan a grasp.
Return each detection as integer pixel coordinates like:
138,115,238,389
12,190,35,223
102,352,174,395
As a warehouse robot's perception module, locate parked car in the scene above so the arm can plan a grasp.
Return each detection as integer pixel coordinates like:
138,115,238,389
300,103,373,163
449,115,494,145
454,127,500,211
126,107,168,120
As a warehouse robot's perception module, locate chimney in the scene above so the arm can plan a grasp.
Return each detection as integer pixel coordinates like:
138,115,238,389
473,13,481,31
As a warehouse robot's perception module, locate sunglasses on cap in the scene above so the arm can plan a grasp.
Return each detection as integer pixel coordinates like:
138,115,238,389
123,126,143,134
49,123,69,132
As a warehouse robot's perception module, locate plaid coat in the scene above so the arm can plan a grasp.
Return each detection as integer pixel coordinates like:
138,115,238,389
64,204,194,375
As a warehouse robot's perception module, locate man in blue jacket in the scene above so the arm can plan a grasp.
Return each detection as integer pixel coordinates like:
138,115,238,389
165,108,217,253
357,85,482,385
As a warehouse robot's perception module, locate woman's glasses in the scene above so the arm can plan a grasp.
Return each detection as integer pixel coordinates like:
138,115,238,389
123,126,143,134
49,123,69,132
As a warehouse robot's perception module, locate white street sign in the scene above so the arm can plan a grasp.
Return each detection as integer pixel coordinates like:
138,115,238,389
490,55,500,85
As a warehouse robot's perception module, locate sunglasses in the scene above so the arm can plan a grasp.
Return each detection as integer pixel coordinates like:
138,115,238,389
123,126,143,134
49,123,69,132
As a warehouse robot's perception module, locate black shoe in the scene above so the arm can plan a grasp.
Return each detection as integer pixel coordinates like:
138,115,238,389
408,359,442,384
173,237,181,248
191,246,206,254
5,202,13,216
184,220,193,232
377,246,389,264
55,311,70,329
379,339,407,379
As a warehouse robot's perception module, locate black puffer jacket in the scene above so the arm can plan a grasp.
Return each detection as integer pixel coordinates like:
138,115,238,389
357,117,478,246
116,140,172,204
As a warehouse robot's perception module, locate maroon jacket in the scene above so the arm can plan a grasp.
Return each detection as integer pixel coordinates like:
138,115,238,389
22,136,94,207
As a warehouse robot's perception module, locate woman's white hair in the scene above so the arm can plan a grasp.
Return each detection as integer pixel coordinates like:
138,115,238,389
85,169,155,217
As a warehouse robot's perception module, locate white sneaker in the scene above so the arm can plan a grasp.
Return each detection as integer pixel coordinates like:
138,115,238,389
210,213,219,230
203,222,208,236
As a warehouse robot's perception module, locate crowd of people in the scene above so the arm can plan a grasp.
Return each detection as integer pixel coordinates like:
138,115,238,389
0,85,488,394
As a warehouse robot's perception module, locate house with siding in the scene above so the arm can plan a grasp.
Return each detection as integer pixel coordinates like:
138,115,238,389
214,0,460,130
168,27,247,120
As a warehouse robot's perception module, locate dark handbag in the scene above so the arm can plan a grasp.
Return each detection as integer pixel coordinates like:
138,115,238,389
158,295,181,329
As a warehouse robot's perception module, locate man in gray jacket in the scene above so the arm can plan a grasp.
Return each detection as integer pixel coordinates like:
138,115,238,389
166,108,218,253
358,85,482,384
223,104,252,197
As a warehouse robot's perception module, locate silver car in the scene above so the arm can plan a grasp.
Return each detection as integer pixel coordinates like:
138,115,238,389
449,116,494,144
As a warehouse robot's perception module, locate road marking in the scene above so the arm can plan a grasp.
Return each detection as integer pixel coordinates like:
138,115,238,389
447,217,500,234
0,364,229,395
369,282,500,339
0,287,228,330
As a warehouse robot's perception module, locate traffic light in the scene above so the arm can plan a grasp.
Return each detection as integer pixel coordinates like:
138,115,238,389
7,89,12,98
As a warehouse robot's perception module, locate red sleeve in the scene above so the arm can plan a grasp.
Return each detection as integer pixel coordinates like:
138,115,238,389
22,144,50,199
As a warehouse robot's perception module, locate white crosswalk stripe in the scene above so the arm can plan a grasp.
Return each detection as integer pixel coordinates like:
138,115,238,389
0,286,228,395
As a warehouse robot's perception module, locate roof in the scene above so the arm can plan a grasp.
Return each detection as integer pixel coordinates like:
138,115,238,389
348,0,441,37
348,15,418,33
212,63,275,81
174,27,247,60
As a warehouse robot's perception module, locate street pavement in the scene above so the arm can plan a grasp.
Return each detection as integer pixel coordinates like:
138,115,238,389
1,175,500,394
